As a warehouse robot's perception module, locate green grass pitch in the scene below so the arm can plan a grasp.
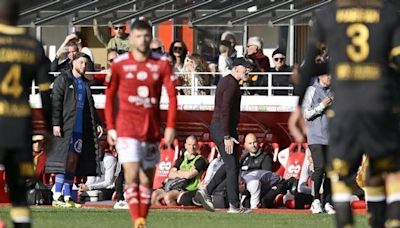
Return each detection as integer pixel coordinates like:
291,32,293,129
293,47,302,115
0,207,369,228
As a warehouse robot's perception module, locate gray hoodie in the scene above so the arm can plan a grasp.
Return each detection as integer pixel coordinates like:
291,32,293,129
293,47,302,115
302,79,332,145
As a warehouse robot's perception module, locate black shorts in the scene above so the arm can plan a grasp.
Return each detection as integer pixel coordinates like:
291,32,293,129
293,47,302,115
328,111,400,177
177,190,197,206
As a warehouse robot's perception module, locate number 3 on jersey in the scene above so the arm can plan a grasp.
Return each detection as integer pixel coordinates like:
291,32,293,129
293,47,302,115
0,64,22,98
346,23,370,63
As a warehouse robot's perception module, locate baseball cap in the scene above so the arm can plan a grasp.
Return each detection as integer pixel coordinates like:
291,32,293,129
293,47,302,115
232,57,252,68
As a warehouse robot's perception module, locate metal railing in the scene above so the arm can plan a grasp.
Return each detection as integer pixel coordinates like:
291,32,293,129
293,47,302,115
31,71,294,96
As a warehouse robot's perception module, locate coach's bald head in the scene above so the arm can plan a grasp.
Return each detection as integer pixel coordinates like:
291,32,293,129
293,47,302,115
0,0,19,25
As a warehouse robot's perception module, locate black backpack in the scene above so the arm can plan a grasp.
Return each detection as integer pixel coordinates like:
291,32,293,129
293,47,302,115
27,183,53,205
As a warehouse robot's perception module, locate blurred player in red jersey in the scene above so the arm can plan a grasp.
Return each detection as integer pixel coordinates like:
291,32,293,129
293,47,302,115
104,18,177,228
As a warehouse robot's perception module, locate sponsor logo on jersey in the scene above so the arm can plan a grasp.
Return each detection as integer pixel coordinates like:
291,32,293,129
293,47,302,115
146,63,160,72
125,72,134,79
137,86,149,97
123,64,137,72
152,73,159,80
137,71,148,81
74,139,83,153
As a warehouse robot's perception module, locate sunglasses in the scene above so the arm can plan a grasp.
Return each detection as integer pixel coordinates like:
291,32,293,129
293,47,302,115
274,57,285,62
108,58,115,63
114,26,125,30
33,140,41,143
173,46,183,51
152,47,162,53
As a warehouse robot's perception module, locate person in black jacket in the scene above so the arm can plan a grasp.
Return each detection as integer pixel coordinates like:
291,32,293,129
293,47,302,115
200,57,252,213
0,1,53,227
46,52,103,208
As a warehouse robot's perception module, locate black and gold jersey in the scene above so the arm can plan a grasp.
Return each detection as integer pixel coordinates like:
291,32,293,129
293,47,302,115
0,24,52,147
297,0,400,113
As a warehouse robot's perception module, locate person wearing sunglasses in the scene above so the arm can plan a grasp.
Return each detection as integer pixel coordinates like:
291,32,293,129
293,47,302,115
93,19,130,54
270,48,292,96
244,36,270,95
150,38,165,56
168,40,188,72
107,23,130,54
32,135,50,185
245,36,270,72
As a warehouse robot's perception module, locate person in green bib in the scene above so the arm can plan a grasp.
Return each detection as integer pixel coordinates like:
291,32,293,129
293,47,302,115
152,136,207,206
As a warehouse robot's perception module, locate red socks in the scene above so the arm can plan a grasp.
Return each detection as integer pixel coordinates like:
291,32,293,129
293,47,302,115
125,183,153,221
139,185,152,218
125,183,140,221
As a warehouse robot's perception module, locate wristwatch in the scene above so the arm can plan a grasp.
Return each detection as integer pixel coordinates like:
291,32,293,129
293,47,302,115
224,136,230,140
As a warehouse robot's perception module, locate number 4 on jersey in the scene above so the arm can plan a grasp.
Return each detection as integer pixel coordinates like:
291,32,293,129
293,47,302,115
0,64,22,98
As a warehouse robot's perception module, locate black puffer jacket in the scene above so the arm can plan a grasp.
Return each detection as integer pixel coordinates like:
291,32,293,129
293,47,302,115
46,70,102,176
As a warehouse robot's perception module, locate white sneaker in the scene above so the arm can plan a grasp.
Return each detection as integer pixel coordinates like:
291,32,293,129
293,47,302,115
324,203,336,214
113,200,128,209
310,199,323,214
227,204,252,214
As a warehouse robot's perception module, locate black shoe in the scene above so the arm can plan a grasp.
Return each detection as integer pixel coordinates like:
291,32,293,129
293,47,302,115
196,189,215,212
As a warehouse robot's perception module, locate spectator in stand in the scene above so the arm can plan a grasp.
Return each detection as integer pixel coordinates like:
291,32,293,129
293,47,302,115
245,36,270,72
32,134,50,185
152,136,207,206
78,148,120,201
51,39,95,73
93,19,130,54
221,31,237,60
302,62,335,214
244,37,270,95
218,40,233,77
179,53,210,95
46,52,103,208
150,38,166,56
169,40,188,72
269,48,292,95
106,50,118,70
73,31,94,61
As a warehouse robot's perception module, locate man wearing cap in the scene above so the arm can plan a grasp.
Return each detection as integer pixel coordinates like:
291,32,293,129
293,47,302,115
302,62,335,214
270,48,292,95
93,19,130,54
196,57,252,213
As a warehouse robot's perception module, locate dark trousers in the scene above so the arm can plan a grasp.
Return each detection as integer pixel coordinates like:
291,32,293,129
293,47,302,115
206,164,227,194
210,123,240,208
115,168,125,201
309,144,332,204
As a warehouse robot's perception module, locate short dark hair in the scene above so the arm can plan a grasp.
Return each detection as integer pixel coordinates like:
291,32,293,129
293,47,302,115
72,52,89,61
130,18,152,33
220,40,231,48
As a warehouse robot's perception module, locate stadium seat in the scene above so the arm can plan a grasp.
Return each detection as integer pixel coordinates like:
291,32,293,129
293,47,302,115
153,138,180,190
0,165,9,203
198,141,218,163
278,143,308,180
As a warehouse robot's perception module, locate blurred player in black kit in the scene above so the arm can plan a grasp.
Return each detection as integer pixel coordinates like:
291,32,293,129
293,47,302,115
0,0,52,227
289,0,400,227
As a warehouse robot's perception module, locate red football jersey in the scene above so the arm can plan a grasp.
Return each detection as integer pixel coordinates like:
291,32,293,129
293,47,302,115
105,52,177,142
